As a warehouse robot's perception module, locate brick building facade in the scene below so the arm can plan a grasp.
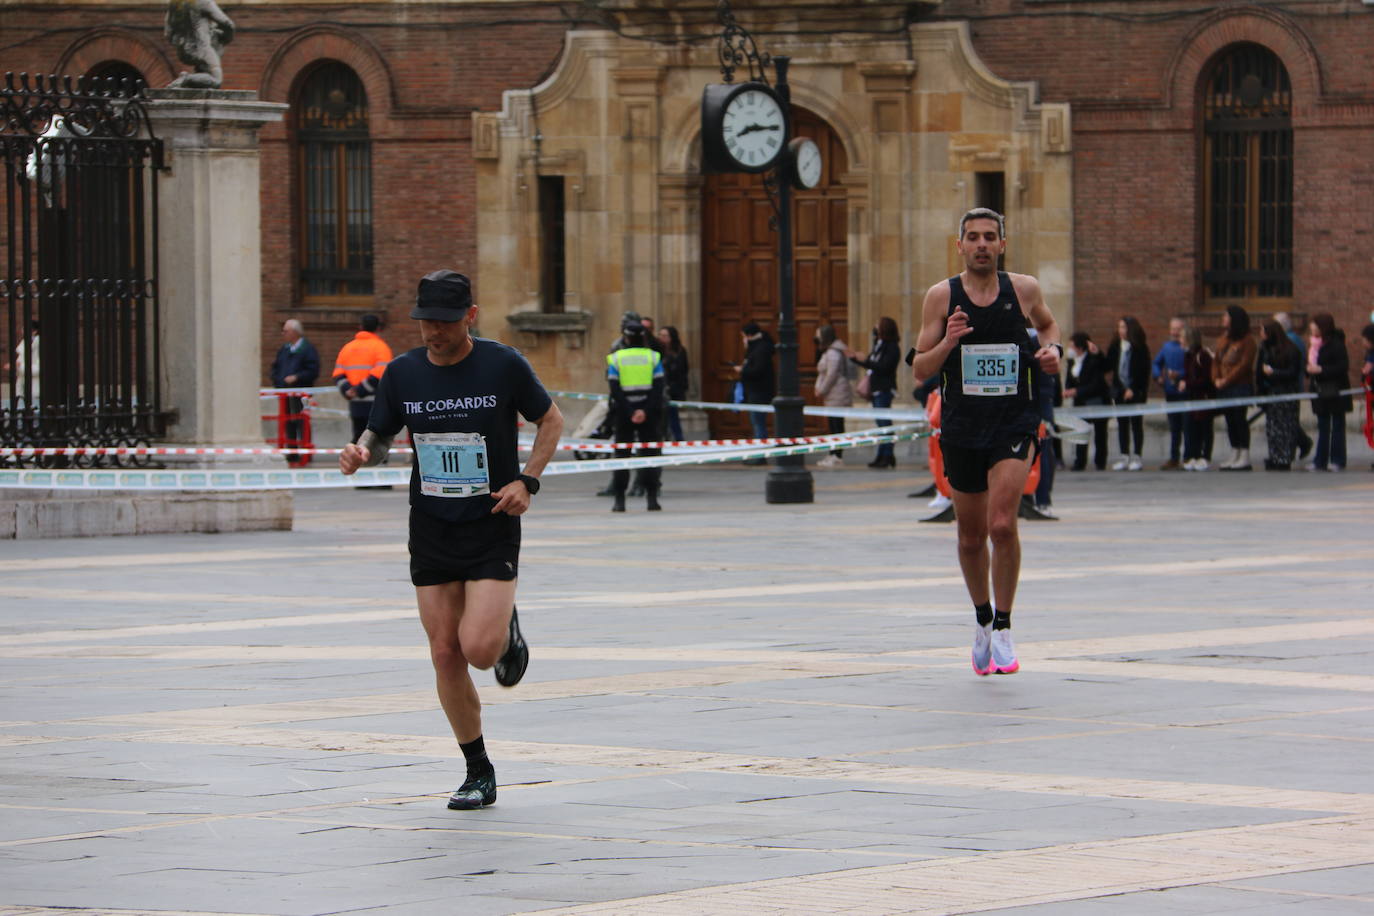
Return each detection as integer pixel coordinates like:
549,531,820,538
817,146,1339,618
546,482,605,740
3,0,1370,407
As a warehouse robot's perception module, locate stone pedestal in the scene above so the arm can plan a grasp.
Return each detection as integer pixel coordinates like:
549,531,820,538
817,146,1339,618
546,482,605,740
146,89,287,447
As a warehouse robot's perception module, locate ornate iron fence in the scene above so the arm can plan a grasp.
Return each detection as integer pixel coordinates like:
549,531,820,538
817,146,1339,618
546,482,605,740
1,72,166,468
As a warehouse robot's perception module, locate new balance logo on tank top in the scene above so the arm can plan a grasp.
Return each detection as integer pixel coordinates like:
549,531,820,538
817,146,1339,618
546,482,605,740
938,271,1041,449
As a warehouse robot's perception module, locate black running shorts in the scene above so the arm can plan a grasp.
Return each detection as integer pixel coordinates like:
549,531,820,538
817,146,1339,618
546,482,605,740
408,508,520,587
941,434,1040,495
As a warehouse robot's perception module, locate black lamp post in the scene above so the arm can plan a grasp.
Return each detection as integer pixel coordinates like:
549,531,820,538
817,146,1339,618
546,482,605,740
708,1,814,504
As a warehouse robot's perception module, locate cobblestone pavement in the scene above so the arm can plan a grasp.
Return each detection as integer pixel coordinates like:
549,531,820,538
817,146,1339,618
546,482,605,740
2,455,1373,915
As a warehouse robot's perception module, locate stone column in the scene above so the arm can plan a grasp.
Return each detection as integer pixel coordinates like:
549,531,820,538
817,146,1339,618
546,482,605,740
145,89,287,446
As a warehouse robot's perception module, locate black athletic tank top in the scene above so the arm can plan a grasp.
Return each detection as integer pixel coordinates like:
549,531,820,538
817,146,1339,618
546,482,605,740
938,271,1041,448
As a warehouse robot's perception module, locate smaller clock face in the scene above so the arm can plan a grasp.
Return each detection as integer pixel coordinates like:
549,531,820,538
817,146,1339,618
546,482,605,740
722,87,785,170
793,138,822,189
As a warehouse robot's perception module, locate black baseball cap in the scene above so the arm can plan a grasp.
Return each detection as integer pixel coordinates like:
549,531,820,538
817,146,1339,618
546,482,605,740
411,269,474,321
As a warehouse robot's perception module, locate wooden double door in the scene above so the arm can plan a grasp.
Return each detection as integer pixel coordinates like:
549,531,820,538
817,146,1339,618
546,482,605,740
700,108,848,438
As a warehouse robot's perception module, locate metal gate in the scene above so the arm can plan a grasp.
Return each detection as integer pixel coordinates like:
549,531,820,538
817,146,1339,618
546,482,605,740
1,72,165,468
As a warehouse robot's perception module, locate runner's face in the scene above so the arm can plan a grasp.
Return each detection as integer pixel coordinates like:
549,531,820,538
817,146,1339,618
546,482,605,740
420,308,476,362
957,219,1004,274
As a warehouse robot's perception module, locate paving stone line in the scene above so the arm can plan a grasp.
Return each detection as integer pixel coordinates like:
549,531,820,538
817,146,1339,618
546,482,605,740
533,814,1374,914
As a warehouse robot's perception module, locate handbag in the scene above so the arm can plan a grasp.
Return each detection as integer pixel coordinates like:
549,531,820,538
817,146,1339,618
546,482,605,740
856,371,872,399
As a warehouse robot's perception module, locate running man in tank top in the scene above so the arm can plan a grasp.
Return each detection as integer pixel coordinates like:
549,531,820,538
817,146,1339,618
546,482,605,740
910,208,1062,676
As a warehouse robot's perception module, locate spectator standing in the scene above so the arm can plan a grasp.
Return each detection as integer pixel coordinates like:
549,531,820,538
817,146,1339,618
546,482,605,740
736,321,775,464
656,325,689,443
1306,311,1352,472
848,316,901,468
1212,305,1258,471
1105,316,1151,470
1064,331,1110,471
1152,317,1188,469
813,324,853,469
270,318,321,448
333,314,392,446
1274,311,1315,461
1257,319,1303,471
1178,325,1216,470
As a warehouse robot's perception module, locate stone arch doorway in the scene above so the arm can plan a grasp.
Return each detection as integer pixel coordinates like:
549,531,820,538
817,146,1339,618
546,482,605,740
700,106,849,438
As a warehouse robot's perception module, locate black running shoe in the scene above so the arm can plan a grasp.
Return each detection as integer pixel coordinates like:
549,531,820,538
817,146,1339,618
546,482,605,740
447,769,497,809
493,606,528,687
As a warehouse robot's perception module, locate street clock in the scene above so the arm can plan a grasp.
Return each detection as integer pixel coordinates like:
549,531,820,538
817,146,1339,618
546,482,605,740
701,81,787,173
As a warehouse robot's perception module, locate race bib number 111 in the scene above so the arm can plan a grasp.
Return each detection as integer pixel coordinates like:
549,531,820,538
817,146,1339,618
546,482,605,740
414,432,490,498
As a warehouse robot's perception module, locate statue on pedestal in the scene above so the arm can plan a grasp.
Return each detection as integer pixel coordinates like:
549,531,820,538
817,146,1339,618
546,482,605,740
165,0,235,89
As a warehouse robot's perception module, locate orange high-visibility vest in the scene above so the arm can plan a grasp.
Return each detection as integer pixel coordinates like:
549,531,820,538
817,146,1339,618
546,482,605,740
332,331,391,387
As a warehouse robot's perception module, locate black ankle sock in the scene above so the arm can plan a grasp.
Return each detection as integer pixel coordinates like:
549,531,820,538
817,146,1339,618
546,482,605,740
460,736,492,776
993,610,1012,631
975,602,993,627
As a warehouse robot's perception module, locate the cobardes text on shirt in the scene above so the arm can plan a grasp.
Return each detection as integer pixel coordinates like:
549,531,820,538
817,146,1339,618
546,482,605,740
403,396,498,413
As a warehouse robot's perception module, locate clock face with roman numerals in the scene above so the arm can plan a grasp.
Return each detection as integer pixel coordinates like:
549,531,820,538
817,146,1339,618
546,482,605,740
721,86,786,171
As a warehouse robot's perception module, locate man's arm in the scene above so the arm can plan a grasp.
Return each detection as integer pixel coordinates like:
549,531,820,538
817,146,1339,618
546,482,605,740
1014,274,1061,376
910,281,960,381
491,402,565,516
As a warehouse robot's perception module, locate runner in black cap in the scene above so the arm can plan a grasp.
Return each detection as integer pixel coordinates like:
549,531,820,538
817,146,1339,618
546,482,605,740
341,269,564,809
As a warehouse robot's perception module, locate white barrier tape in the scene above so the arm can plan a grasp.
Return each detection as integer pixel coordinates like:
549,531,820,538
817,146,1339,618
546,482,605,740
2,429,900,459
544,425,925,475
0,466,412,491
0,426,927,491
548,389,931,423
1060,386,1365,421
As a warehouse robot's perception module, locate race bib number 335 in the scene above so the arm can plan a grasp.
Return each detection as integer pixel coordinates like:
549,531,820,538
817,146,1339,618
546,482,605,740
414,432,490,498
961,343,1020,396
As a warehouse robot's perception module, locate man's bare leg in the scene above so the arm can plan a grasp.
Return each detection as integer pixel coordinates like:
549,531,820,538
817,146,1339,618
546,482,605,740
986,453,1033,613
416,579,516,809
950,488,990,606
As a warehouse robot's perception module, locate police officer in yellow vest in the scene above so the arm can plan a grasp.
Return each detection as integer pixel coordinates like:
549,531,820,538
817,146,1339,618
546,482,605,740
607,319,667,512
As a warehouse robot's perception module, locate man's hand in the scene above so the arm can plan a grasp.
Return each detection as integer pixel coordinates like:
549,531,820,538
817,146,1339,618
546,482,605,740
631,408,646,425
339,442,370,475
284,374,297,385
1036,346,1061,377
944,307,974,347
343,386,357,400
491,478,532,516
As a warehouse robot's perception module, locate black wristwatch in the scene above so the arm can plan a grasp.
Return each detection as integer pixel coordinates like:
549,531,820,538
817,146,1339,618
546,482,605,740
517,473,540,495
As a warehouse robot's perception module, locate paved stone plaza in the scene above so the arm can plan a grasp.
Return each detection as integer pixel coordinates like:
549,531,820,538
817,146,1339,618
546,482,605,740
2,454,1373,915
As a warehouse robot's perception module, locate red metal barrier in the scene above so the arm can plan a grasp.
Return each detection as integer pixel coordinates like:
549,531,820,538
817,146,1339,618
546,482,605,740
263,391,314,467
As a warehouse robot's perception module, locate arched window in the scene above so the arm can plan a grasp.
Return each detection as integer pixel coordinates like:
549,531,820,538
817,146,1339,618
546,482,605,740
295,62,373,303
1202,44,1292,305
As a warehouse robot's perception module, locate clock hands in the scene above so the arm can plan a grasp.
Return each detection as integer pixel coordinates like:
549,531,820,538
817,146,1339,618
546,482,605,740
736,122,781,137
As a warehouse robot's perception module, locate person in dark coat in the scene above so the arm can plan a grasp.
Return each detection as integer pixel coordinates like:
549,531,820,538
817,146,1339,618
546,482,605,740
657,325,690,442
1257,319,1303,470
1064,331,1110,470
1104,315,1151,470
1178,325,1216,470
735,321,775,463
269,318,320,447
847,316,901,468
1305,311,1352,471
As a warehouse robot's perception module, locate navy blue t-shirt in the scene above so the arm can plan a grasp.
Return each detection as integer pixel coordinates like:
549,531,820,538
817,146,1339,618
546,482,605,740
366,339,553,522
